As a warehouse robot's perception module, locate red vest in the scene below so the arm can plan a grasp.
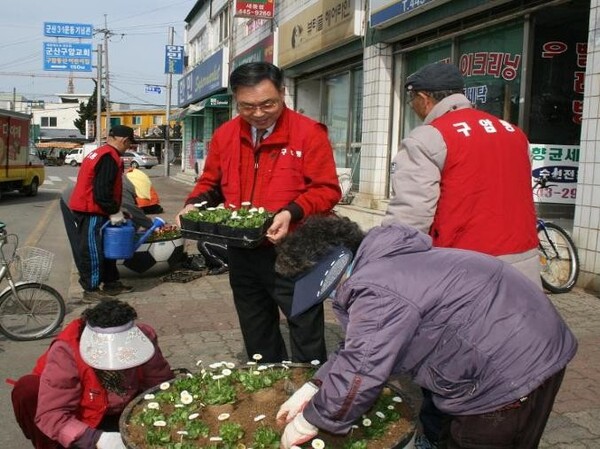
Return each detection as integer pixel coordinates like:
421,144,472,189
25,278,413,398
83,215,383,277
32,320,108,427
429,108,538,255
69,144,123,215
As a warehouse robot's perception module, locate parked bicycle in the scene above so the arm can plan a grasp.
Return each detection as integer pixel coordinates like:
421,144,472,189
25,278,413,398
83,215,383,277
0,221,65,340
533,175,580,293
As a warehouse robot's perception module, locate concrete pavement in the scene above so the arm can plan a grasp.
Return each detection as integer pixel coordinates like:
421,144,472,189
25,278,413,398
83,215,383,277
3,173,598,448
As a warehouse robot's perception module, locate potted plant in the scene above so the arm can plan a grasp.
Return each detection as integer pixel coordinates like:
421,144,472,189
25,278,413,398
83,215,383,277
120,358,416,449
217,203,273,246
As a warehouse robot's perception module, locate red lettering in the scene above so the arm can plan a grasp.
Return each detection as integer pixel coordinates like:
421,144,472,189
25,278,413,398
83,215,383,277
542,41,568,58
472,52,486,75
576,42,588,68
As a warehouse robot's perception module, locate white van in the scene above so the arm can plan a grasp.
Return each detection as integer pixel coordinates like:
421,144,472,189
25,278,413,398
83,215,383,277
64,148,84,166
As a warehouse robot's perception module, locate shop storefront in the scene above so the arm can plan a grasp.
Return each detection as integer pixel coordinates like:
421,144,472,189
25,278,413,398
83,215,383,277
278,0,365,197
177,48,231,176
374,0,589,218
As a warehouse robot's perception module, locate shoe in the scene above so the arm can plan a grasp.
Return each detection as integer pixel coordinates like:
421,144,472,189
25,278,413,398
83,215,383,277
102,281,135,296
82,289,113,304
414,434,438,449
208,265,228,276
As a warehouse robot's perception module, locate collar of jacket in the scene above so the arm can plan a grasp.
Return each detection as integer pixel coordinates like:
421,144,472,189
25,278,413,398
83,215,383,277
240,106,293,148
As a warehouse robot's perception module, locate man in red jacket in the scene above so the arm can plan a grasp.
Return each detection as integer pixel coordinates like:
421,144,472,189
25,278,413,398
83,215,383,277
69,125,136,303
177,62,341,363
11,299,173,449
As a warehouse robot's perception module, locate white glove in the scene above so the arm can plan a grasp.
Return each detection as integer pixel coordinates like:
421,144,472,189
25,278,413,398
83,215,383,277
109,211,126,225
280,413,318,449
97,432,126,449
276,381,319,424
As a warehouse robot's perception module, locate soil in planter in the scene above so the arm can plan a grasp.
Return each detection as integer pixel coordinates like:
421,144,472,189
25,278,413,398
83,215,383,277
122,369,415,449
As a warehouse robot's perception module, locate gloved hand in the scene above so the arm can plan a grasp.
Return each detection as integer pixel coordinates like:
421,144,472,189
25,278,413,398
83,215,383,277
280,413,318,449
97,431,126,449
276,381,319,424
109,211,126,225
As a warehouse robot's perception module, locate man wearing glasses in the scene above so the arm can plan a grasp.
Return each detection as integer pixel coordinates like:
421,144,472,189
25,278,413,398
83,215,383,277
178,62,341,364
69,125,136,303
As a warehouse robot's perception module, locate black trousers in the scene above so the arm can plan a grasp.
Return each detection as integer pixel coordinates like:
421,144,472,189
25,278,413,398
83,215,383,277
436,368,566,449
227,245,327,363
73,213,119,291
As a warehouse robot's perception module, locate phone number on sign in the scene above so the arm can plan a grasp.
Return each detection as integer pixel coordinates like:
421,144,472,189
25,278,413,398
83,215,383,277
536,187,577,200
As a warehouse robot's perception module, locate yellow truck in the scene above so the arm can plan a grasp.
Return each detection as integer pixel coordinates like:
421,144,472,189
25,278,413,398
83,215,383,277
0,109,45,200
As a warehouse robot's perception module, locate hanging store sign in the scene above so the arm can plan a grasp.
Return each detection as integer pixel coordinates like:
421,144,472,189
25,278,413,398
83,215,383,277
177,48,229,107
232,35,274,70
235,0,274,19
44,22,93,38
278,0,363,68
370,0,452,28
43,42,92,72
165,45,185,75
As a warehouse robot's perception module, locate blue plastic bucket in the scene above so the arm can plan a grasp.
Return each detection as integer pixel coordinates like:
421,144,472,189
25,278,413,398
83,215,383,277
102,221,136,259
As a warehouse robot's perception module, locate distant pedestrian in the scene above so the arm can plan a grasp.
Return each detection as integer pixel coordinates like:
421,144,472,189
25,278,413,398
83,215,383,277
69,125,136,303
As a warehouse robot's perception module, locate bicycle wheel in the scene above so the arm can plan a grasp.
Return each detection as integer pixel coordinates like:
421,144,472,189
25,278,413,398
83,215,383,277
0,282,66,341
538,222,580,293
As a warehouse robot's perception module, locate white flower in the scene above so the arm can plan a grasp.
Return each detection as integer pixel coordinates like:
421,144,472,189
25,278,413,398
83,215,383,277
231,211,238,218
180,391,193,405
177,430,189,435
228,203,236,209
310,360,321,366
188,413,200,420
144,394,155,400
147,402,160,410
159,382,170,390
209,362,223,369
210,436,223,442
392,396,403,403
175,404,184,408
241,201,252,207
258,207,265,214
253,371,261,375
376,411,386,419
218,413,230,421
212,374,225,380
281,364,290,370
222,368,232,376
388,405,395,410
252,354,263,361
246,361,257,366
186,373,193,378
282,360,292,364
207,207,216,211
225,362,236,369
153,420,167,427
195,360,203,366
218,204,226,209
362,418,372,427
257,365,268,371
254,414,266,422
351,425,359,429
249,207,258,213
312,439,326,449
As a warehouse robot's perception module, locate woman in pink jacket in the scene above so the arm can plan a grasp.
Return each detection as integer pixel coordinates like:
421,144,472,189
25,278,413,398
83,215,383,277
11,299,173,449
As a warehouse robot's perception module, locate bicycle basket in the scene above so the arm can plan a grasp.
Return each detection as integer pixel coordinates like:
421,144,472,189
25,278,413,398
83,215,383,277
14,247,54,282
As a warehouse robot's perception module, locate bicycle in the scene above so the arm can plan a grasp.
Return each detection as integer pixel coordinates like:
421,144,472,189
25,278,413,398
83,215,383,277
0,221,65,340
532,175,580,293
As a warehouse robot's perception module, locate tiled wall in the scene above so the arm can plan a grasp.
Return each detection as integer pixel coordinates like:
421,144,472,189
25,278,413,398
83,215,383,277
573,0,600,292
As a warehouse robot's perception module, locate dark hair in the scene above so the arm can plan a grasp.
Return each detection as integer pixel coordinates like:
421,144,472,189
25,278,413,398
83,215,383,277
275,214,365,278
229,62,284,93
81,299,137,328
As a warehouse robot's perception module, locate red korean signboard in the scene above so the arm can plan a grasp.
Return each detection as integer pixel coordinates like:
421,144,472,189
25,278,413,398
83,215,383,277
235,0,274,19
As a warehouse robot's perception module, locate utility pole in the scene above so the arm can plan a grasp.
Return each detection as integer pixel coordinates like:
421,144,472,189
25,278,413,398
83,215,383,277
103,15,111,131
96,44,103,147
164,26,174,177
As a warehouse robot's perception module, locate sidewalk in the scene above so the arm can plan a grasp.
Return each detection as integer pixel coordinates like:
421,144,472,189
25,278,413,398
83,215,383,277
66,173,600,449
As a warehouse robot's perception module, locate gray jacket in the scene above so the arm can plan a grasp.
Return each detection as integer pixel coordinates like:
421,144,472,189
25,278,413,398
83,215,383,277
303,223,576,434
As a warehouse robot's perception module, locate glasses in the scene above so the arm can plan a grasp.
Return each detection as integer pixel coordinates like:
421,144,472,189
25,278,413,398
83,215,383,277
237,99,280,113
405,91,417,104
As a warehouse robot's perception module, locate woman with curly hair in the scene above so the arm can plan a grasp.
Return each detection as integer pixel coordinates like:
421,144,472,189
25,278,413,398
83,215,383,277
275,215,576,449
11,299,173,449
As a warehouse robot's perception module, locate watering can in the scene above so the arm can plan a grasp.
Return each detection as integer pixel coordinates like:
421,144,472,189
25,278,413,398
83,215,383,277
102,217,166,259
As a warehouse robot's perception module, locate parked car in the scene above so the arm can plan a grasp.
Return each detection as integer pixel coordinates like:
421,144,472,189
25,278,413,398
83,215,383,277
121,151,159,169
64,148,84,166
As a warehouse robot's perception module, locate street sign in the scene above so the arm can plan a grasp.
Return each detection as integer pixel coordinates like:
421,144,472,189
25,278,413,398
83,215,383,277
44,22,93,39
43,42,92,72
145,85,163,94
165,45,184,75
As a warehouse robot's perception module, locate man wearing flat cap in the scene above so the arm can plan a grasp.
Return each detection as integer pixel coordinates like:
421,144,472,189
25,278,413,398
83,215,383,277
383,62,540,447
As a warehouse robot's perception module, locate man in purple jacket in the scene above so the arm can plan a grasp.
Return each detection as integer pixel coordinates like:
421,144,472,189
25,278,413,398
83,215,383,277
274,215,577,449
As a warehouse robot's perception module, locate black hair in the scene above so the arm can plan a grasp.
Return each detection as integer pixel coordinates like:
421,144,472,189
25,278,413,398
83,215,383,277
229,62,284,93
275,214,365,278
81,299,137,328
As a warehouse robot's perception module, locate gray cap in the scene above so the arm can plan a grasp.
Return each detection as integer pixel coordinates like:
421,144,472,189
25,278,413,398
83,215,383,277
405,62,464,92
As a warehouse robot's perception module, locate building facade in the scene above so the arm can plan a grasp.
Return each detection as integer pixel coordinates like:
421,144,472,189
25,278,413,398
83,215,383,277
179,0,600,291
